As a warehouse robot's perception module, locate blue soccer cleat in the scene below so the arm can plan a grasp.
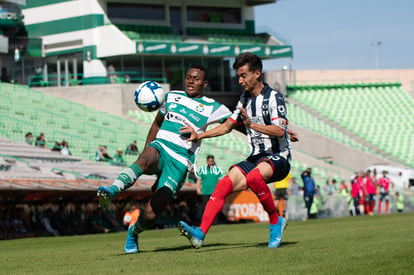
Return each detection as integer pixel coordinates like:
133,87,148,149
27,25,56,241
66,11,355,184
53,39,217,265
124,225,139,253
178,221,205,249
97,186,115,208
268,216,286,248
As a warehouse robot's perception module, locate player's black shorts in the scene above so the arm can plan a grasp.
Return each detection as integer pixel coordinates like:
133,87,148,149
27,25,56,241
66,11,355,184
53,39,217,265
274,188,288,200
231,153,290,182
367,194,376,201
379,192,389,202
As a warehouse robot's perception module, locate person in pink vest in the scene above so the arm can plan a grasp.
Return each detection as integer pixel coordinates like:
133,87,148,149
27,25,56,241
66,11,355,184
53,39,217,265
365,170,377,216
378,170,392,214
351,173,362,216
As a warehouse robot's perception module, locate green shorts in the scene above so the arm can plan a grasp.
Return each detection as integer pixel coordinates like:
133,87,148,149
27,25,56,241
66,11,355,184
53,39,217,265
149,140,192,198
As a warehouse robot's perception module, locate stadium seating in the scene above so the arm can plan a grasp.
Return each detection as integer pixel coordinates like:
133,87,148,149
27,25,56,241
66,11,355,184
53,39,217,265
0,83,143,164
207,34,264,45
186,27,251,36
116,24,181,42
0,82,346,184
288,83,414,167
287,103,370,152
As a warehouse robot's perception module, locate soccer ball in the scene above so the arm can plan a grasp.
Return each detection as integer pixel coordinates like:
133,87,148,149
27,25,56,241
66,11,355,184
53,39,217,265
134,81,165,112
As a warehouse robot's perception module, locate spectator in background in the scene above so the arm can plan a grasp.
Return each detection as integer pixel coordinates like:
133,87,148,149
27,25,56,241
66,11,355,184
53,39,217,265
338,180,348,196
323,178,338,196
112,148,126,166
395,192,404,213
378,170,392,214
196,155,223,222
309,187,322,219
125,140,139,155
60,140,72,156
25,132,34,145
107,64,117,84
365,170,376,216
355,171,367,214
71,206,86,235
123,204,140,229
51,141,62,152
95,145,112,161
288,176,300,196
273,172,290,218
40,209,59,236
301,167,316,219
351,173,362,216
323,179,330,196
86,208,110,234
51,205,74,236
330,179,338,195
35,133,47,148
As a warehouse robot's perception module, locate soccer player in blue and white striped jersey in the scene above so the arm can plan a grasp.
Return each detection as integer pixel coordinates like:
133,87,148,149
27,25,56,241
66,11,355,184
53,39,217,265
179,52,297,249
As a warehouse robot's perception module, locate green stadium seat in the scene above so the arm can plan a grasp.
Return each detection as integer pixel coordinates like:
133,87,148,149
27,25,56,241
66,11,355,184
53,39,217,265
289,82,414,166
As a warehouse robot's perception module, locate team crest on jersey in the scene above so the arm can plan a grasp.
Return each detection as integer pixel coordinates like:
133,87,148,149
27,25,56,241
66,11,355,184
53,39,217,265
262,104,269,116
196,104,205,112
278,105,286,115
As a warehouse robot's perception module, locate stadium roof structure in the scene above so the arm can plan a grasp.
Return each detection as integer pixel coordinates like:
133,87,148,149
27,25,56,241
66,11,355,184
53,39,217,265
0,0,293,89
134,40,292,59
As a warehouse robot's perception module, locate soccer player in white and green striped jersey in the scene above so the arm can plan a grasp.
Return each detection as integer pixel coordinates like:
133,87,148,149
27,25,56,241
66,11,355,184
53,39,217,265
97,64,232,253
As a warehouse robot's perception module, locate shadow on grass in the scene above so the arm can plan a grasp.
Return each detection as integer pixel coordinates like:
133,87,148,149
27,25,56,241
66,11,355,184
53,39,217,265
255,241,298,247
113,241,299,255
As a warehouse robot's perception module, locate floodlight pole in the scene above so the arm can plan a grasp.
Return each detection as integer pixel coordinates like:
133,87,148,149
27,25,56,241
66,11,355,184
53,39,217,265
372,41,382,69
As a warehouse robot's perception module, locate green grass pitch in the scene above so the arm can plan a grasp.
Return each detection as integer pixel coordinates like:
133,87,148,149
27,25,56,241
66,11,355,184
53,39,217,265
1,213,414,274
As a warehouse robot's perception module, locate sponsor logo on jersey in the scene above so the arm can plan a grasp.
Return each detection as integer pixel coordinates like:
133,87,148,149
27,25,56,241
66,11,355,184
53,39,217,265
165,112,187,123
278,105,286,115
189,113,201,122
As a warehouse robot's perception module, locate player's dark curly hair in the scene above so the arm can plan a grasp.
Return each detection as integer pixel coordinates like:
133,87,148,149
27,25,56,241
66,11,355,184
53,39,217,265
189,64,208,81
232,52,263,74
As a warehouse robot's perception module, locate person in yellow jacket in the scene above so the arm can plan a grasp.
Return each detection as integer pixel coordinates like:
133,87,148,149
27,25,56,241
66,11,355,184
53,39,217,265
273,173,291,218
395,192,404,213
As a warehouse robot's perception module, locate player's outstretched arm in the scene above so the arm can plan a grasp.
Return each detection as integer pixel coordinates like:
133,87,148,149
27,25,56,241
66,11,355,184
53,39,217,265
180,119,234,141
239,107,286,137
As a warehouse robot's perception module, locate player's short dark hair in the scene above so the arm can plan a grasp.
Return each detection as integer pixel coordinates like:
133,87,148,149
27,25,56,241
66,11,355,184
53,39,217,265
206,155,215,160
232,52,263,74
189,64,208,81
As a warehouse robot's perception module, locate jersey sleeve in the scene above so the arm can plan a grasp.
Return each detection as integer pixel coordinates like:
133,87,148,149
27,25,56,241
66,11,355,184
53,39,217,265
229,99,244,124
270,92,288,130
158,91,169,116
207,103,232,124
